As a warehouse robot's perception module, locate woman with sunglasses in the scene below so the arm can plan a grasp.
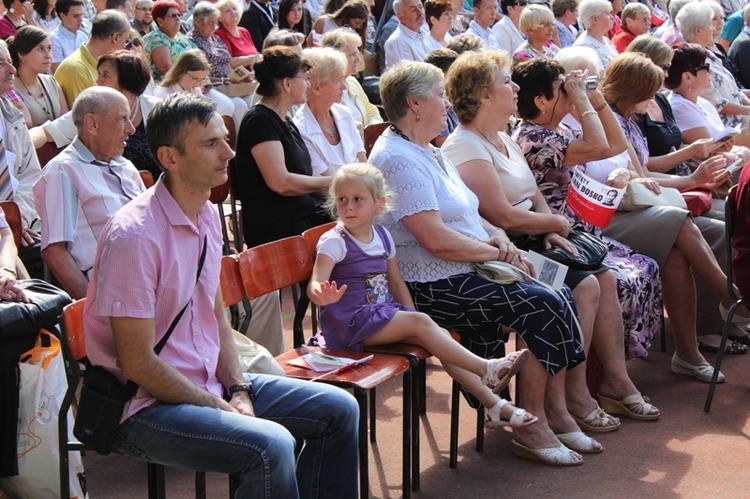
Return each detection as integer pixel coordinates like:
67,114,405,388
143,0,197,82
676,2,750,130
667,43,750,167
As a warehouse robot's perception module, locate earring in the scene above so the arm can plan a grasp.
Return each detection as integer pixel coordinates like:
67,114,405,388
416,114,420,123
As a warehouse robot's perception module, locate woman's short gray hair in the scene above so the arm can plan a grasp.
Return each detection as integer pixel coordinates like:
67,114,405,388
555,46,603,76
380,61,443,122
193,1,219,24
518,4,555,35
304,47,347,87
578,0,611,29
676,2,713,42
621,2,649,23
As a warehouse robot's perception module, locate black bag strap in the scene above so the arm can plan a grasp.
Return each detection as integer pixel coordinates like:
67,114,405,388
153,234,208,355
120,234,208,395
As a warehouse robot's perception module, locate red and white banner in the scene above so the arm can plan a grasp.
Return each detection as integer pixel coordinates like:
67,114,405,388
566,169,624,228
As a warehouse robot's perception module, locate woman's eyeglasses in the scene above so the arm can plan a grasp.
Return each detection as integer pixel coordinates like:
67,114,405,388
659,62,671,71
690,64,711,74
125,38,142,49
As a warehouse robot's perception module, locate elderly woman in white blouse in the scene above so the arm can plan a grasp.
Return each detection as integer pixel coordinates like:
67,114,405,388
294,47,366,176
572,0,618,69
320,27,382,129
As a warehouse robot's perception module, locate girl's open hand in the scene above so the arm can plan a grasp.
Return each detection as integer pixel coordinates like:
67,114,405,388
312,280,348,305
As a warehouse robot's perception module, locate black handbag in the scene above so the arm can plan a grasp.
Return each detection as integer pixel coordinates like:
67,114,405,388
0,279,71,341
73,236,207,455
512,229,608,270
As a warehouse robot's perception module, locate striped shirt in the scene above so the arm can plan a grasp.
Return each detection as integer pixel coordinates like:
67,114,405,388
33,137,144,276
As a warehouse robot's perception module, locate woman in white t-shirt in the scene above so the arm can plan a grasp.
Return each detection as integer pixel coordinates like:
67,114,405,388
294,47,365,176
666,43,750,166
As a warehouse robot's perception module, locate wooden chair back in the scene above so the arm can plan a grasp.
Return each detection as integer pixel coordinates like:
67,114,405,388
220,255,245,307
60,299,87,362
238,236,312,299
0,201,22,249
302,222,337,258
139,170,155,188
364,122,389,157
36,142,64,169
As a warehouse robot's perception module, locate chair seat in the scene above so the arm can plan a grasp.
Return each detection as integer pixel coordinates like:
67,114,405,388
365,343,432,360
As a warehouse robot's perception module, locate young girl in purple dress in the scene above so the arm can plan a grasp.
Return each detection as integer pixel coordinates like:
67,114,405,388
308,163,537,428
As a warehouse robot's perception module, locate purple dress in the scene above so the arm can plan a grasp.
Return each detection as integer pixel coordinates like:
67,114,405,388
316,224,411,351
512,121,664,359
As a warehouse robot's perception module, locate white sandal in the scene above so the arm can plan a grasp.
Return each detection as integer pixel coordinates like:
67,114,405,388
485,399,539,429
481,349,530,394
556,431,603,454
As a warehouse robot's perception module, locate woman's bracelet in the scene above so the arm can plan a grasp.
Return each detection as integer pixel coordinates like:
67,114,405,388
488,226,505,236
580,110,597,119
594,101,607,112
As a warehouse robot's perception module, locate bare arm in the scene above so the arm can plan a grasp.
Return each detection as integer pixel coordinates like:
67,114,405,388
252,140,331,196
681,125,713,145
456,158,569,237
41,242,88,299
58,88,70,115
111,315,233,410
400,209,511,263
563,88,627,167
308,253,347,305
385,256,415,308
150,45,173,76
646,138,716,173
213,286,254,415
0,227,26,301
228,55,256,69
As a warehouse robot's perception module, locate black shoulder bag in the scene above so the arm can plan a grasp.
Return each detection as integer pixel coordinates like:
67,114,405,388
73,235,208,455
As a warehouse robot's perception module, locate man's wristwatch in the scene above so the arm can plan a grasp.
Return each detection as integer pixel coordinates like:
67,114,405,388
227,382,256,401
0,266,16,278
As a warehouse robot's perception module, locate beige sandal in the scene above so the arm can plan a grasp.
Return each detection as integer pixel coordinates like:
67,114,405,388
571,405,621,433
597,392,660,421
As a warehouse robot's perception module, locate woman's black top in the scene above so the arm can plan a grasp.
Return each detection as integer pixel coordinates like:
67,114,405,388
234,104,329,247
124,120,161,181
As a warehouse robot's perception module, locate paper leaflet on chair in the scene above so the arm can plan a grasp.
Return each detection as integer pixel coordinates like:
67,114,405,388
565,169,624,228
288,351,373,372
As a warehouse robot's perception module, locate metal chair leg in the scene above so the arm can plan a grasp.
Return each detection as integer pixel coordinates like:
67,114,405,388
475,405,485,452
195,471,206,499
369,387,376,442
402,368,412,499
354,388,368,499
147,463,166,499
705,301,741,411
449,380,460,468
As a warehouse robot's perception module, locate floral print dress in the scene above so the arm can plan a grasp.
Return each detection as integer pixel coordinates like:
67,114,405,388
512,121,664,359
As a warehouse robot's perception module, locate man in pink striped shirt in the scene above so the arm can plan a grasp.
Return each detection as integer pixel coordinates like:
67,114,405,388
84,93,359,497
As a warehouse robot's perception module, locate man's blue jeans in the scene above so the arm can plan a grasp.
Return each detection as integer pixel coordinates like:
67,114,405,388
115,374,359,498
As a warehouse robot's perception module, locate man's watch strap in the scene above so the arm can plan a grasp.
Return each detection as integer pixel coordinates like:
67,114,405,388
228,382,256,401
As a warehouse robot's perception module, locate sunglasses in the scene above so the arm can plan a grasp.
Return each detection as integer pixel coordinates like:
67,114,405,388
124,38,142,49
690,64,710,74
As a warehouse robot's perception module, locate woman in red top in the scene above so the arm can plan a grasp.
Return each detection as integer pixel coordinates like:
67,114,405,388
214,0,257,63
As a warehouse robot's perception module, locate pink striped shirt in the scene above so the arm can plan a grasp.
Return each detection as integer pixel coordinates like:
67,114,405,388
84,178,224,421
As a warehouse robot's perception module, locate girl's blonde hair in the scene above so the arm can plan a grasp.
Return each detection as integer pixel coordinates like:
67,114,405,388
326,163,389,218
